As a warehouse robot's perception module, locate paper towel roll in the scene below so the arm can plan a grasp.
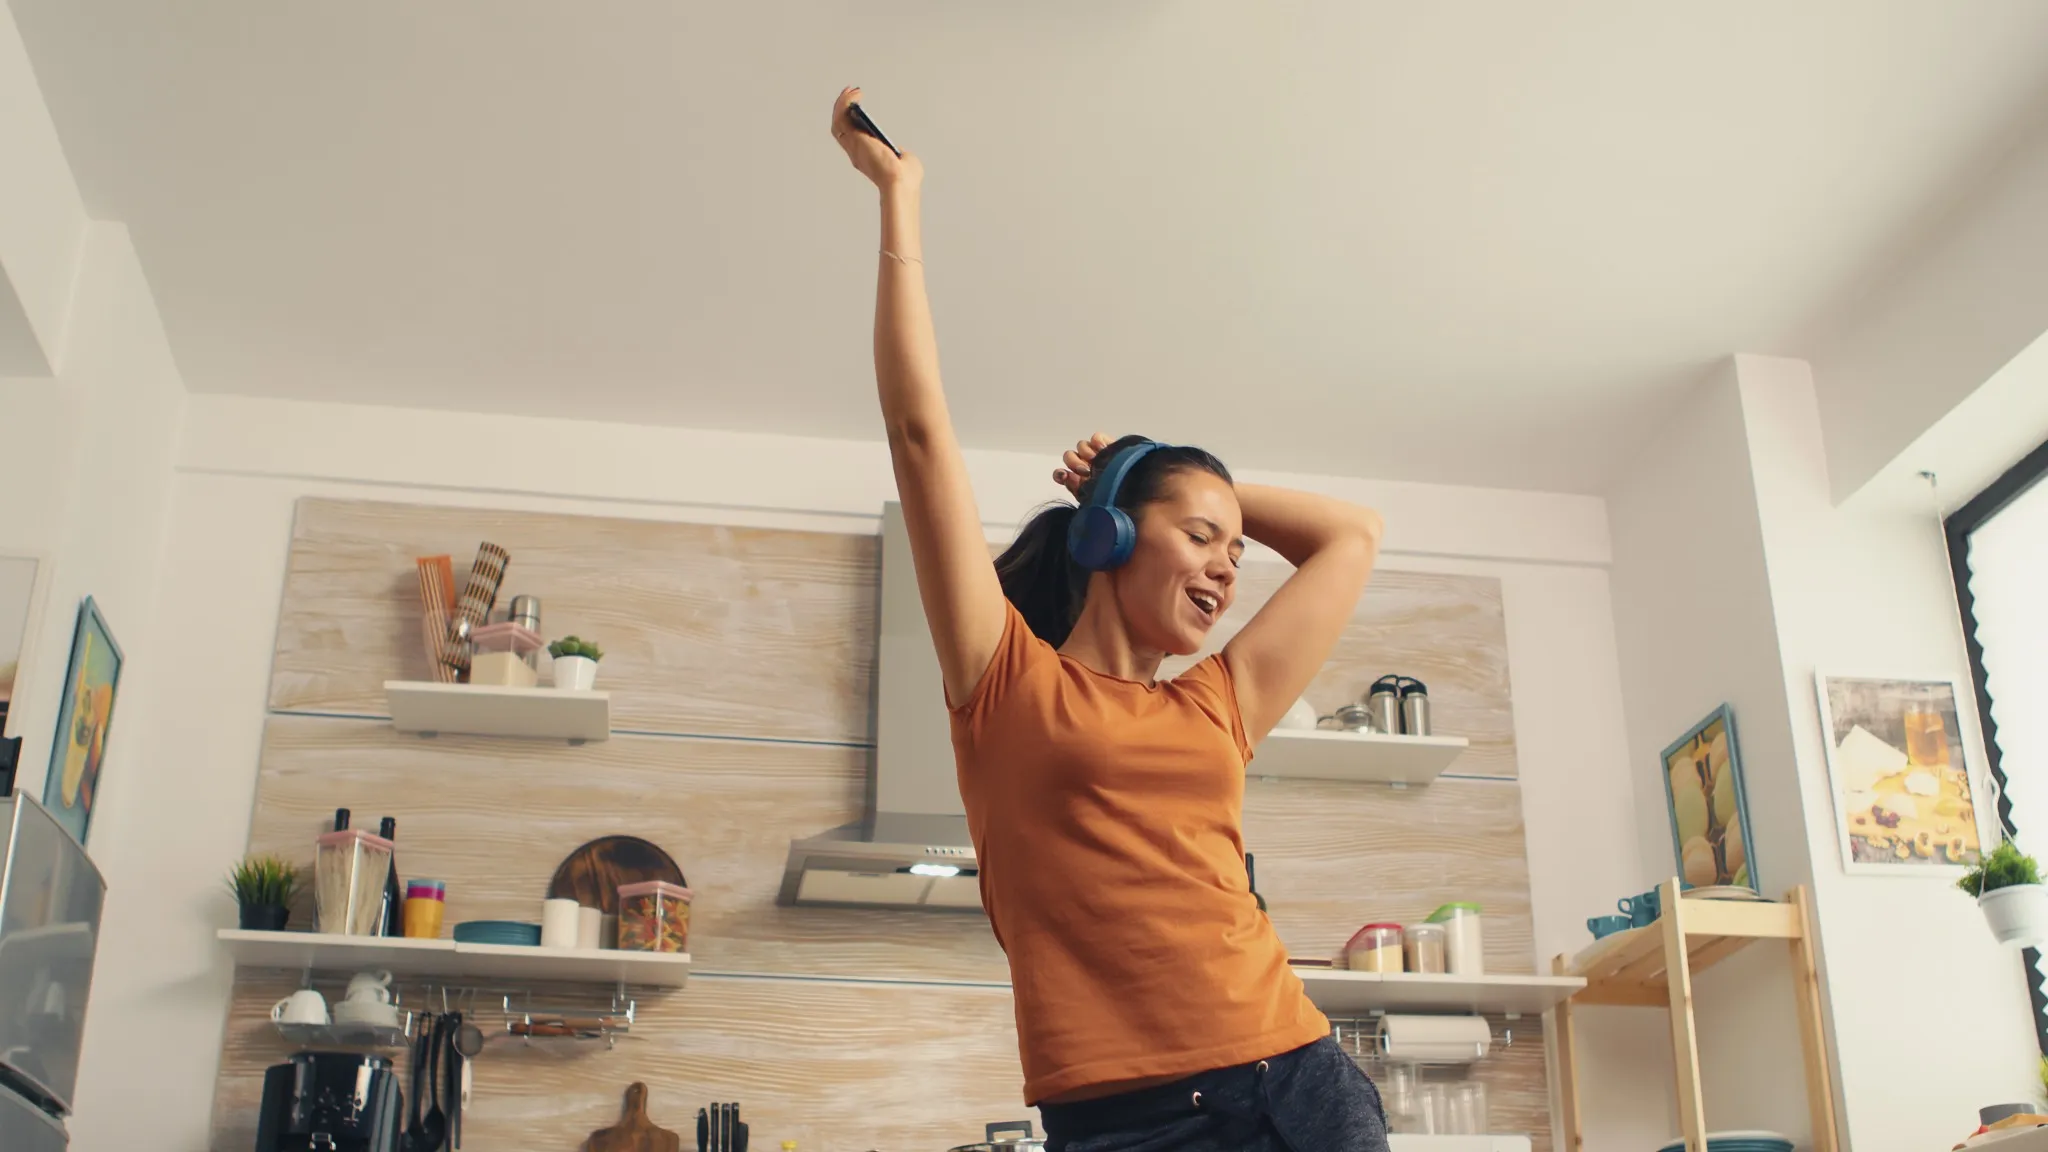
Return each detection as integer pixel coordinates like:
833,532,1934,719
1376,1014,1491,1064
540,898,581,949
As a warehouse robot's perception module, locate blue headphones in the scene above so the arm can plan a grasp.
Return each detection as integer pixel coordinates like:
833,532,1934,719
1067,440,1168,570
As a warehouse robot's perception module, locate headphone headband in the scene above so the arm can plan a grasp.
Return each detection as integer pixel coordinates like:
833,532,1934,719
1082,440,1167,514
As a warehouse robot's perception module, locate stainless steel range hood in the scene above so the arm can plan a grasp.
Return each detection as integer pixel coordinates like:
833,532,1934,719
776,503,982,910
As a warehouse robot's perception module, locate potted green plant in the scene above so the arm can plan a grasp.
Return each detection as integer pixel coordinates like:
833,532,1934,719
1958,839,2046,946
548,636,604,691
227,854,302,931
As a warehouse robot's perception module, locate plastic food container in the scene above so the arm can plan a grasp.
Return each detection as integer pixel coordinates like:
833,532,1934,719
315,829,395,936
467,622,543,687
1344,923,1406,972
1426,902,1485,975
617,880,693,952
1403,922,1447,974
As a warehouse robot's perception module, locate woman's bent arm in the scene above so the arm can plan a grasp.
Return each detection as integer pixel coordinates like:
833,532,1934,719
1223,485,1384,740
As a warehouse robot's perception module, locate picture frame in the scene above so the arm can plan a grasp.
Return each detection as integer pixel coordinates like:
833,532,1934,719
1659,704,1760,894
1815,672,1990,876
0,550,53,741
43,597,123,845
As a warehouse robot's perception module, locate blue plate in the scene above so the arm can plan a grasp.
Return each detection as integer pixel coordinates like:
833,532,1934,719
451,920,541,946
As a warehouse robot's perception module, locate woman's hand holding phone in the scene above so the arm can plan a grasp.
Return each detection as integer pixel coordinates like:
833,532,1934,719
831,87,921,193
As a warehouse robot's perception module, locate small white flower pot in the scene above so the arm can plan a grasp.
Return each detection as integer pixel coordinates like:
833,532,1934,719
1980,883,2048,946
552,655,598,691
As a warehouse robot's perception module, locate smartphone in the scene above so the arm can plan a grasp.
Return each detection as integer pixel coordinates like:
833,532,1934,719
846,102,901,158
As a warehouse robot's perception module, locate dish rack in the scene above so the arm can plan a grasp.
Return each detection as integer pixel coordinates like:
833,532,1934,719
274,1008,419,1051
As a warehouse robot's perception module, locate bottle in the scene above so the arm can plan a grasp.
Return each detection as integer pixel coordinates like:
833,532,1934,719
332,808,351,832
378,816,403,937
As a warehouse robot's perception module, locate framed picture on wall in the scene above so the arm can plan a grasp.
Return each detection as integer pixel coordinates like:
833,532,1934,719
1816,673,1991,876
43,597,123,845
0,550,53,741
1660,704,1760,894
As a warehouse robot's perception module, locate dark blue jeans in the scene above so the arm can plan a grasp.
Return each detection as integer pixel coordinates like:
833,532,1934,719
1038,1037,1391,1152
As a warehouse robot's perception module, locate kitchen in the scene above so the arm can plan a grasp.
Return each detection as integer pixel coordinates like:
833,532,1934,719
195,497,1556,1151
2,5,2046,1151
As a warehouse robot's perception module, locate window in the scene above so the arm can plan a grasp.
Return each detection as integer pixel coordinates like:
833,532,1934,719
1947,435,2048,1055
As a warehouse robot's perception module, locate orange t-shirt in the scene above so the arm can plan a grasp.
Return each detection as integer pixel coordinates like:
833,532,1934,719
950,602,1331,1104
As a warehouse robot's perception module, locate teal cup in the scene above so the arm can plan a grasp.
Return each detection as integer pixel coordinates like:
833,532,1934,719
1618,888,1662,928
1586,914,1632,939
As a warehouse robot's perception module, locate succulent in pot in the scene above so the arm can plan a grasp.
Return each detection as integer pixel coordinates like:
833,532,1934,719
548,636,604,691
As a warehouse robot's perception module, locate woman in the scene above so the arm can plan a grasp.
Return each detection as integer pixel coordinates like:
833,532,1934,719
831,88,1391,1152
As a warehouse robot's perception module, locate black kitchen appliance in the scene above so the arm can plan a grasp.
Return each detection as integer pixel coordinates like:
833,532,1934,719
0,794,107,1152
253,1052,403,1152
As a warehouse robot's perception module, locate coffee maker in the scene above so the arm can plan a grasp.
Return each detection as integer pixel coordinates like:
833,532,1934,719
253,1051,403,1152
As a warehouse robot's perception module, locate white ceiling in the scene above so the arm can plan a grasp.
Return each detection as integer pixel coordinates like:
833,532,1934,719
12,2,2048,493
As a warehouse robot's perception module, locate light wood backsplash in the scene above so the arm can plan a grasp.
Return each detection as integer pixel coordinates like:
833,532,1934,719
212,498,1552,1151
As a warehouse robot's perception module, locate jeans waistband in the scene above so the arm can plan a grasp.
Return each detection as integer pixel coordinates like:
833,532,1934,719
1038,1042,1316,1142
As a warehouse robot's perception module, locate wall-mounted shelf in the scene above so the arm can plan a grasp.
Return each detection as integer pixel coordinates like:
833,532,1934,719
384,680,611,743
1384,1131,1531,1139
1251,729,1469,785
219,930,687,989
1292,966,1583,1016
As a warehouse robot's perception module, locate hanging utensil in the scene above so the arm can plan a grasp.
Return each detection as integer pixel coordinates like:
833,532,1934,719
405,1013,432,1151
417,1014,448,1152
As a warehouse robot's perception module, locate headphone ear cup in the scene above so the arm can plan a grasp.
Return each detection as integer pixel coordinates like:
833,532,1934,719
1104,508,1139,569
1068,505,1135,571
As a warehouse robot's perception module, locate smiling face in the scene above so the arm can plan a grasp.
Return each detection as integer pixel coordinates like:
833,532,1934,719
1108,468,1244,656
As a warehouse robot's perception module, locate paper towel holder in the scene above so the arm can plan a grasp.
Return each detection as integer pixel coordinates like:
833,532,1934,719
1329,1014,1514,1061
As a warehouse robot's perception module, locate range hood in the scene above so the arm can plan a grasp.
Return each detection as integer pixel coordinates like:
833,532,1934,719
776,503,982,911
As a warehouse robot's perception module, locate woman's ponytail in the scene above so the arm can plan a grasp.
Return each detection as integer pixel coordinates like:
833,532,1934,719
995,504,1088,648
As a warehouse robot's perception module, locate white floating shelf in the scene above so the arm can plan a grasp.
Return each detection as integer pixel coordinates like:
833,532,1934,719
1250,729,1468,785
1388,1137,1532,1152
219,930,688,989
1292,966,1583,1016
384,680,610,743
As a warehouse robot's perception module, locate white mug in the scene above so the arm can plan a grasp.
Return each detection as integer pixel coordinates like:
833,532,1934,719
333,998,401,1029
272,989,329,1026
344,969,394,1004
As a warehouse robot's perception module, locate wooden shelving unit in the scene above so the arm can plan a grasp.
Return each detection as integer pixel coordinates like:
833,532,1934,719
384,680,611,743
219,929,687,989
1551,879,1839,1152
1293,966,1583,1016
1250,729,1469,785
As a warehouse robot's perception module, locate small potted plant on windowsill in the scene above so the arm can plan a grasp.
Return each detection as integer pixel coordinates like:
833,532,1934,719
1960,839,2047,946
548,636,604,691
227,854,302,932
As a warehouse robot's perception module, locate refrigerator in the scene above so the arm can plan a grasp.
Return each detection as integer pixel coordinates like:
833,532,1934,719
0,794,106,1152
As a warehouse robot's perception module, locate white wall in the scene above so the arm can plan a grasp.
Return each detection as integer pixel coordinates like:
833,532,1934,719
1738,354,2040,1148
1603,360,1816,1147
1807,109,2048,504
71,393,1649,1151
0,0,87,374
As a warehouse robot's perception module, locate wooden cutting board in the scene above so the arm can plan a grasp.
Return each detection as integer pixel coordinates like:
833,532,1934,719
583,1083,680,1152
548,836,687,915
